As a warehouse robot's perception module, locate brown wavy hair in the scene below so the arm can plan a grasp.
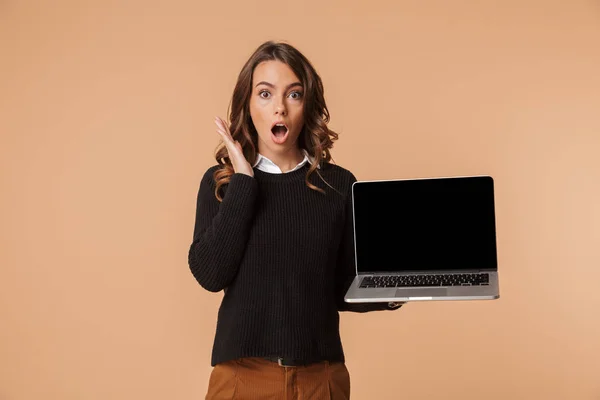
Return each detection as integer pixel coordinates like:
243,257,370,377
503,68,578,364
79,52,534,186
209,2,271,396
213,40,339,201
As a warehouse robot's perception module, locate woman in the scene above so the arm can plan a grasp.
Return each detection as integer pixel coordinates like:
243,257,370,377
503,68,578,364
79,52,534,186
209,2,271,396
188,40,402,400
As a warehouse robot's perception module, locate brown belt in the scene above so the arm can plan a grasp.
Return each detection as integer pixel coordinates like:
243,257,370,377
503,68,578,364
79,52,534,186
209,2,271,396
262,357,324,367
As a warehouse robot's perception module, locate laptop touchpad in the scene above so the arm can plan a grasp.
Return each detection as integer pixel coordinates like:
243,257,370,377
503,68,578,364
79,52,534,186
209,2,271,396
396,288,447,297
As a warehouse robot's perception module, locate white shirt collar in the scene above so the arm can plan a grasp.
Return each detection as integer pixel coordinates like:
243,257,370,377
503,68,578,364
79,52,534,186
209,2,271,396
252,149,319,174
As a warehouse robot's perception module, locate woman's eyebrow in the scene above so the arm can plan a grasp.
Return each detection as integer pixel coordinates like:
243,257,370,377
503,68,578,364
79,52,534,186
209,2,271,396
255,81,303,90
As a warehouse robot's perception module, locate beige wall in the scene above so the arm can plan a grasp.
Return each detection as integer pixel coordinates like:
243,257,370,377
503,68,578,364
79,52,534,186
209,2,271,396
1,1,599,399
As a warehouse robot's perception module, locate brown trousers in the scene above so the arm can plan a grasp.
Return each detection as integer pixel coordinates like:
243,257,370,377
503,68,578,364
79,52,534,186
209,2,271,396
205,357,351,400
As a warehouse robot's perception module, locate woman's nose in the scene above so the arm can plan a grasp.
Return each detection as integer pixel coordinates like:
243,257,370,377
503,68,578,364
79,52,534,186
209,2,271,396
275,103,286,115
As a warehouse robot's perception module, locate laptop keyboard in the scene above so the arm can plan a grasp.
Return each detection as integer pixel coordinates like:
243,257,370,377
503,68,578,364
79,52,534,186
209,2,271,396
359,273,489,288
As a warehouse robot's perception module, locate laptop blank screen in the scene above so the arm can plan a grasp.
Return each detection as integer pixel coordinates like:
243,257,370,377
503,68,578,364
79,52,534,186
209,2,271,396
352,176,497,273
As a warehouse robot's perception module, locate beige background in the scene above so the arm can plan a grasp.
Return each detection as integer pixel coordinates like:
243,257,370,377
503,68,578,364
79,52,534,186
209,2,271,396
1,1,599,399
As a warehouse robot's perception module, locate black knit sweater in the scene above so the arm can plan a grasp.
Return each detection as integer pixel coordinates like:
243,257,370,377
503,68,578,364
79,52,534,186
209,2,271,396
188,162,399,366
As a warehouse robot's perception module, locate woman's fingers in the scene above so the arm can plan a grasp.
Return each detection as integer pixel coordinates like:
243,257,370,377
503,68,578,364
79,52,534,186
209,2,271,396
215,117,237,158
213,116,254,177
215,116,238,157
216,117,233,138
214,117,230,140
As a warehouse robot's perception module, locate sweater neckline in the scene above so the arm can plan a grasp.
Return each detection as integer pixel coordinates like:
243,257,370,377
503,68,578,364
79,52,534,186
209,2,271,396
252,163,311,182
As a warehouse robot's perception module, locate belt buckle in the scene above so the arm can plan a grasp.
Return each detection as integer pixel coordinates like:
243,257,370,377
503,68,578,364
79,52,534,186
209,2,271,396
277,357,296,368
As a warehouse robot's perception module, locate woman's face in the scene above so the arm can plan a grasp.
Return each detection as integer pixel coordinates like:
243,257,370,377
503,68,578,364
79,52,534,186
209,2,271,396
249,60,305,159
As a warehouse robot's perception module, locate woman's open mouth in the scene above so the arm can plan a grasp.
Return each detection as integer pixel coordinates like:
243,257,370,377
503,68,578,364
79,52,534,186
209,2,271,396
271,123,289,144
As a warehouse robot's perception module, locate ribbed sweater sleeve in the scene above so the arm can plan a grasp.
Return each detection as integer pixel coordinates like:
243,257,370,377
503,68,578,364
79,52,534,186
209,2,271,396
335,172,401,312
188,167,258,292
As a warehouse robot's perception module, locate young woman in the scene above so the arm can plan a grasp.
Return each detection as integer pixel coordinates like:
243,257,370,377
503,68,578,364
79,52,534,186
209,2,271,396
188,40,402,400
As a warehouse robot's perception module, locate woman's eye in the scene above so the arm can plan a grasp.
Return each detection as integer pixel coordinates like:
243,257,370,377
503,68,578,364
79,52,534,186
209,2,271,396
258,90,303,99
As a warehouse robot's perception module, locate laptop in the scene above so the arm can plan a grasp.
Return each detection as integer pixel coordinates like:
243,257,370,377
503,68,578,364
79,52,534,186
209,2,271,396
344,175,499,303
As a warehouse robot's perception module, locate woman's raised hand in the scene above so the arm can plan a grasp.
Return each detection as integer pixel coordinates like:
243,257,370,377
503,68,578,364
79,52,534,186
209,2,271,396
214,116,254,177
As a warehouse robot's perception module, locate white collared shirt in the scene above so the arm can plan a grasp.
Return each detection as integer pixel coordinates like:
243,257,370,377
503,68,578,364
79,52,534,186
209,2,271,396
252,149,319,173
